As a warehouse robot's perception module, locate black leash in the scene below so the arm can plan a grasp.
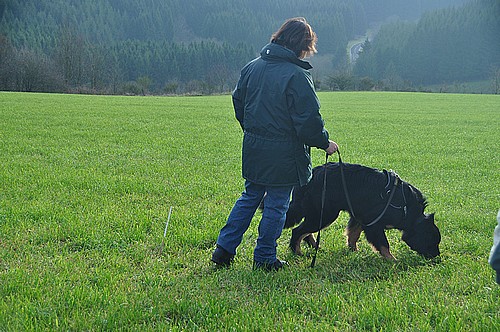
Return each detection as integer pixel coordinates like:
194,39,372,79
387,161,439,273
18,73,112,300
310,151,330,268
338,150,357,221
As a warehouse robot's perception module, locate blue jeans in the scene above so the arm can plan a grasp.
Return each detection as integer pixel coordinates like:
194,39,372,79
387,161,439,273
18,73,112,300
216,180,293,264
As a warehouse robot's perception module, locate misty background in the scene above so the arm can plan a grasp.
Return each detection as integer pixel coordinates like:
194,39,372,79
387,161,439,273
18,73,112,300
0,0,498,94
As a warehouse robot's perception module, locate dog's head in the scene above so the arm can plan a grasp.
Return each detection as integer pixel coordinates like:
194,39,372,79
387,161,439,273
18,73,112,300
402,213,441,258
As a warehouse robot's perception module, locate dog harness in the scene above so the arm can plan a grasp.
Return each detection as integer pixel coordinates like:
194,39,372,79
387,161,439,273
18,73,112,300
339,156,403,227
385,170,408,220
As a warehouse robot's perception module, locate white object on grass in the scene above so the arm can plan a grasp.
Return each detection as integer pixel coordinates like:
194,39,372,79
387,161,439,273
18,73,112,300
164,206,173,237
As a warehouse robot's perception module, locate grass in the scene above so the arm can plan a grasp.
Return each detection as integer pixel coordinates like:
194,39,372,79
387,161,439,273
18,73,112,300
0,91,499,331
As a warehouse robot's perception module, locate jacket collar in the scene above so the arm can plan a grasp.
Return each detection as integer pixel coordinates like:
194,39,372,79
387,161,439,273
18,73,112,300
260,43,313,70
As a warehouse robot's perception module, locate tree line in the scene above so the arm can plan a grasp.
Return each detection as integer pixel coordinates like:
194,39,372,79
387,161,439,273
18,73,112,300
1,0,486,95
0,31,255,94
353,0,499,92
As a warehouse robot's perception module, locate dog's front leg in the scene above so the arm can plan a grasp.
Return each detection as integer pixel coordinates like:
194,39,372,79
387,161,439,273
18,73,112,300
379,246,396,260
364,227,396,260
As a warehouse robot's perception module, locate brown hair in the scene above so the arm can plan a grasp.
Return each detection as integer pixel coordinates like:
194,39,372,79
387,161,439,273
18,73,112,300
270,17,317,59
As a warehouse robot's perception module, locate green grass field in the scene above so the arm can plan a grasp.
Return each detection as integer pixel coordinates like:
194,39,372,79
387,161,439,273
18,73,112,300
1,91,499,331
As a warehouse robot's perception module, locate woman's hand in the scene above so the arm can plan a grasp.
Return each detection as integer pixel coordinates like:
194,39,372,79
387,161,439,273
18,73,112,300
325,140,339,155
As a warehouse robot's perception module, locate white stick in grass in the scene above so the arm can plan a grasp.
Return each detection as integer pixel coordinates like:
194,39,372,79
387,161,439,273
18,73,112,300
164,206,173,237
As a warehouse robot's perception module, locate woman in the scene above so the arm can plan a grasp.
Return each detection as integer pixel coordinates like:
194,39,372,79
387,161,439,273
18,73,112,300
212,17,338,271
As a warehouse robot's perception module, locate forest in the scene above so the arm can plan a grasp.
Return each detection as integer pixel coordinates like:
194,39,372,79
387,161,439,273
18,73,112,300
0,0,498,94
353,0,499,91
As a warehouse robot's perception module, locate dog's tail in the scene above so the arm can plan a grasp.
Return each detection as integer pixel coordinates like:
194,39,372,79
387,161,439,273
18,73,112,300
284,185,307,228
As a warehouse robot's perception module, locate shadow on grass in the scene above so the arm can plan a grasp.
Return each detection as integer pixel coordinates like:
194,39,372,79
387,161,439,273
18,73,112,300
154,233,441,288
291,247,440,283
191,245,441,285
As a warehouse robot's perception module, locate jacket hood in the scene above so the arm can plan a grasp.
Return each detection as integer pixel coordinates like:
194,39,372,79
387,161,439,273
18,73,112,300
260,43,313,70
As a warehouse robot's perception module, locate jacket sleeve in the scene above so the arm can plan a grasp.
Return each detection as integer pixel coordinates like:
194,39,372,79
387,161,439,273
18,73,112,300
288,70,330,150
232,83,245,131
489,210,500,284
233,63,253,131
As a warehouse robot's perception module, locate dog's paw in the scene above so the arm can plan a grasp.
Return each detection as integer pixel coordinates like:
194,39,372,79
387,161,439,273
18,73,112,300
379,246,396,261
348,243,358,251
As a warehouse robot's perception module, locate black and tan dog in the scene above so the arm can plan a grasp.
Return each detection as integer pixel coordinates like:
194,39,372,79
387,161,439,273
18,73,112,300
285,162,441,260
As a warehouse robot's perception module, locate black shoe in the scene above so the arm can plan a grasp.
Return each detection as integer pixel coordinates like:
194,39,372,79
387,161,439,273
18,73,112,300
211,245,234,268
253,259,287,272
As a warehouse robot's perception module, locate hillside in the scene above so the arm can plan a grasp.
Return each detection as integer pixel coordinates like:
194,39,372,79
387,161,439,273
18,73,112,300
1,0,493,94
353,0,500,89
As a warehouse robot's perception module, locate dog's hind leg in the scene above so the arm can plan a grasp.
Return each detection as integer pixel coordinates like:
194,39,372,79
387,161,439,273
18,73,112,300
290,212,321,255
303,234,316,248
290,210,339,255
290,227,315,256
345,217,363,251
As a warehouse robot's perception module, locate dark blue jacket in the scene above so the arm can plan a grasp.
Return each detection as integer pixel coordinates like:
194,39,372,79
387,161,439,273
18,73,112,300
232,42,330,186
